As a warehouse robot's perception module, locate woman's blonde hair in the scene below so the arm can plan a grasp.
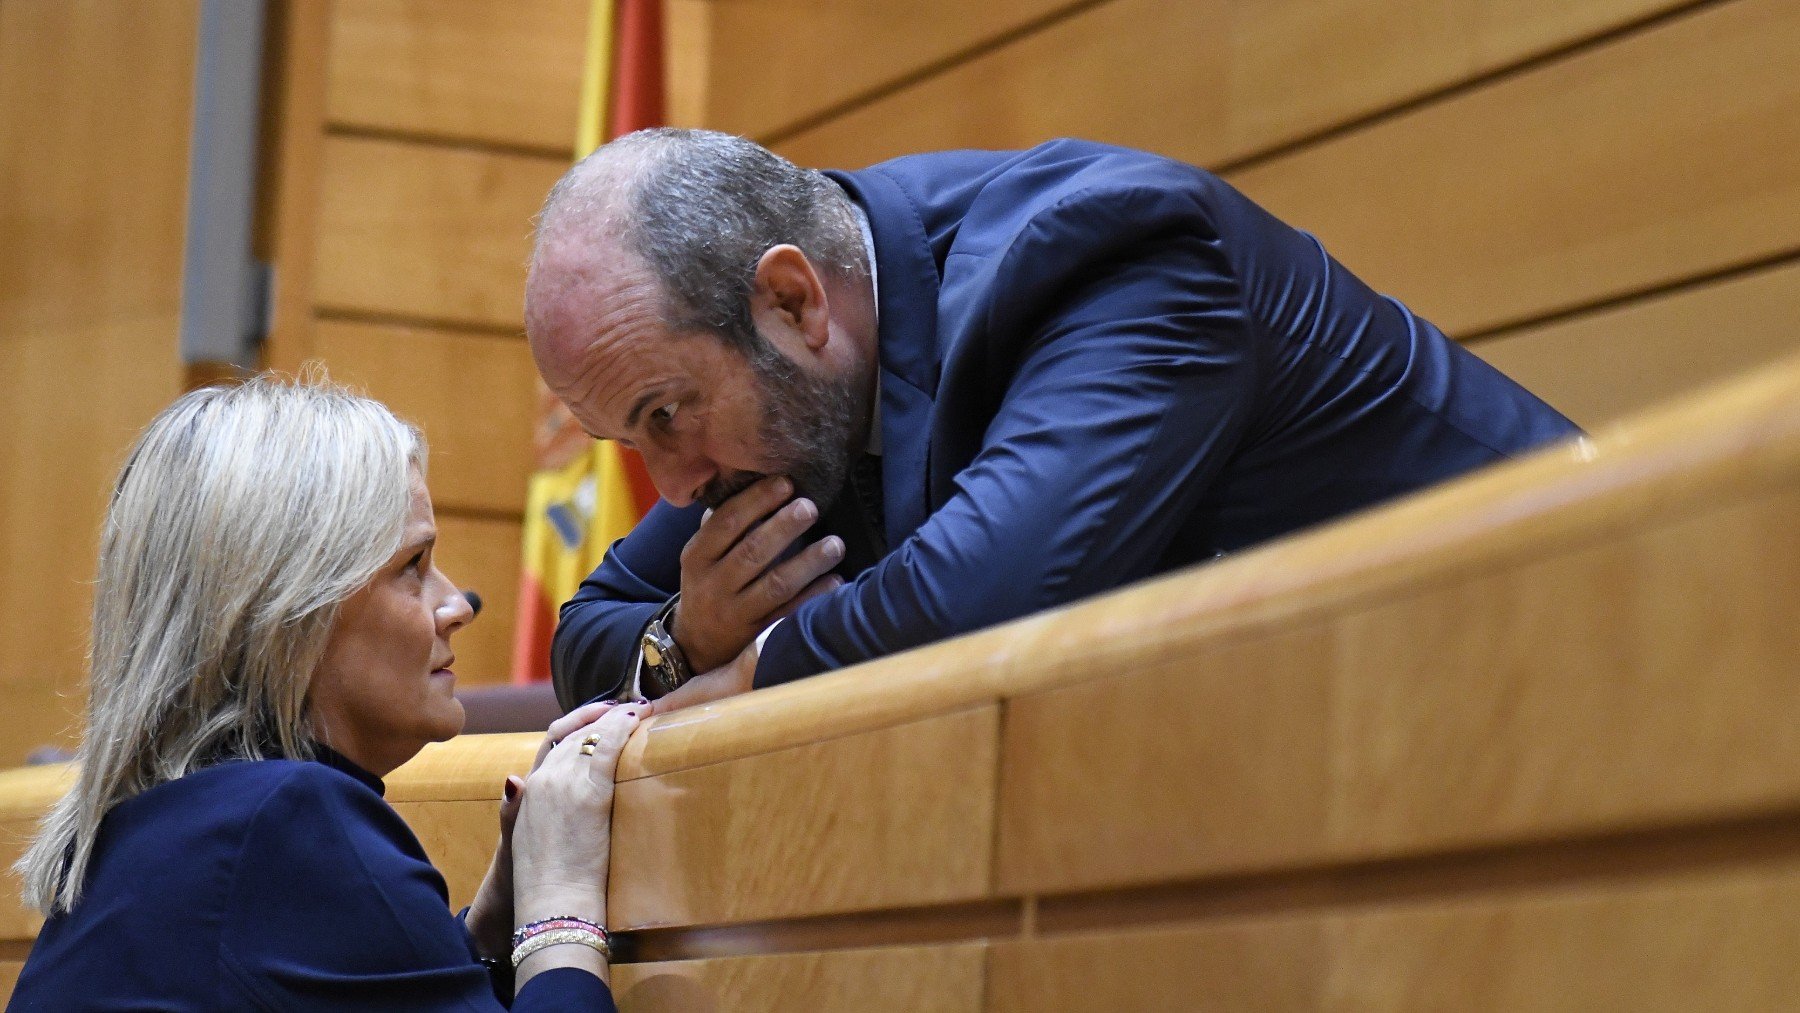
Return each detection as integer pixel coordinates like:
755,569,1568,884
16,377,425,914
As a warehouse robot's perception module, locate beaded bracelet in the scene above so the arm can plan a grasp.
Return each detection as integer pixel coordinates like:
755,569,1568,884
511,916,610,968
511,926,609,968
512,916,607,950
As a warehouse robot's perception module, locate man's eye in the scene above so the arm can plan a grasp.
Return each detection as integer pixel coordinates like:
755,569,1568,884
651,402,680,425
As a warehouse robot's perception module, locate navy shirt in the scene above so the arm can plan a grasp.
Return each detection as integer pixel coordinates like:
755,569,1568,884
9,749,616,1011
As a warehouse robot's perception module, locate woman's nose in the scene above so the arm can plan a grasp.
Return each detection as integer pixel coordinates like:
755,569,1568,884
433,581,476,634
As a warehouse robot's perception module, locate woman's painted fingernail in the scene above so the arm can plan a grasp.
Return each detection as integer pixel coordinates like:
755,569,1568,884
503,779,518,802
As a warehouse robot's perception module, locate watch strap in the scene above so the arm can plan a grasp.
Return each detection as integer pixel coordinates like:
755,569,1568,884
640,594,692,699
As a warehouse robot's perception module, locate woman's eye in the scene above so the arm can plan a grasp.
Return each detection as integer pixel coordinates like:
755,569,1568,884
405,551,427,575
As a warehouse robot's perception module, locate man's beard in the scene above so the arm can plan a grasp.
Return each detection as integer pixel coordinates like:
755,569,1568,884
697,343,866,511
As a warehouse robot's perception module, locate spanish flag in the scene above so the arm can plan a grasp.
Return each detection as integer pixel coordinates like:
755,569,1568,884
510,0,665,684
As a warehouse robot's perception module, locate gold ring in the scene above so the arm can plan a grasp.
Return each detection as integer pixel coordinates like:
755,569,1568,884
579,734,602,756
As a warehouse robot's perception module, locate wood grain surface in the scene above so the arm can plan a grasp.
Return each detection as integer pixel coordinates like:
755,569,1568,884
989,857,1800,1011
1470,257,1800,430
313,319,539,514
433,512,528,686
325,0,588,152
665,0,1079,141
389,798,502,912
772,0,1683,169
1228,0,1800,336
615,622,1033,781
610,707,1000,929
262,0,333,374
312,135,564,329
997,488,1800,893
776,0,1228,169
385,732,541,803
0,765,74,944
612,941,986,1013
0,0,199,766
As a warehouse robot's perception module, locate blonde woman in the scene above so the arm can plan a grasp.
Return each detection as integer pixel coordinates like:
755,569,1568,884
12,380,631,1010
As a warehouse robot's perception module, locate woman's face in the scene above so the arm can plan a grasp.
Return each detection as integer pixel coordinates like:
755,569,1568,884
310,469,473,776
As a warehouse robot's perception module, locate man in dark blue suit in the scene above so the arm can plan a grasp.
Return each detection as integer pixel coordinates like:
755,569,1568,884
524,129,1579,712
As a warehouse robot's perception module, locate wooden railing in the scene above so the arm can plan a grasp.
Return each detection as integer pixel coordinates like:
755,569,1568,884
589,352,1800,1010
0,765,72,997
5,352,1800,1007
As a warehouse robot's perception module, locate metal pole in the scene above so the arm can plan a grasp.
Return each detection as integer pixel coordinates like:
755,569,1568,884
179,0,269,368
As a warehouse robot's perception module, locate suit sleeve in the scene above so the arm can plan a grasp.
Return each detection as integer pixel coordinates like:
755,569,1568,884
217,766,616,1012
549,499,704,710
757,184,1262,685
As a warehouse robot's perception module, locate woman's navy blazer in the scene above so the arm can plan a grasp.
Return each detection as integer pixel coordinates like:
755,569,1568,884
8,748,616,1011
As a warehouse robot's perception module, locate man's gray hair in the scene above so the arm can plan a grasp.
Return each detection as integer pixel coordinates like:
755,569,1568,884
537,128,869,354
15,376,425,915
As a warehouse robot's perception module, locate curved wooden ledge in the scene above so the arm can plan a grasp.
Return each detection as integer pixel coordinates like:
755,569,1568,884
384,732,540,802
0,765,74,824
617,351,1800,782
0,765,77,943
599,351,1800,1008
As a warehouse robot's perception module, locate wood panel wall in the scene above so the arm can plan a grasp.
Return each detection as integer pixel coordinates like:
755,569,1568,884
0,764,75,993
666,0,1800,433
264,0,592,683
0,1,200,766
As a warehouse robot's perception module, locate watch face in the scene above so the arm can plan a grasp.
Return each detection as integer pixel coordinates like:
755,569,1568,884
644,638,666,667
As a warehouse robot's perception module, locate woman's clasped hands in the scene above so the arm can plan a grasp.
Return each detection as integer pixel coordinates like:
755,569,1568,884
467,700,645,983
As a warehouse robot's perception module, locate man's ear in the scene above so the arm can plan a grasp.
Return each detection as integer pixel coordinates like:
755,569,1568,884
750,245,829,352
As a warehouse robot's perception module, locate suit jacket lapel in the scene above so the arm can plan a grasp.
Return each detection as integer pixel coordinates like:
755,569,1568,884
828,167,942,542
877,372,932,543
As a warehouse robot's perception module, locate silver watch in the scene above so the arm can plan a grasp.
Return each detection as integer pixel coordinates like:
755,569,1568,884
640,596,692,699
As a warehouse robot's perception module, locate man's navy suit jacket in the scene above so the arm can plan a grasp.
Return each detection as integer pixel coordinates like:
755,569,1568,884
551,139,1580,705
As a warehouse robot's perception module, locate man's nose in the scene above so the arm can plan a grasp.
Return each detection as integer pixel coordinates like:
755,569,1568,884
640,447,713,508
